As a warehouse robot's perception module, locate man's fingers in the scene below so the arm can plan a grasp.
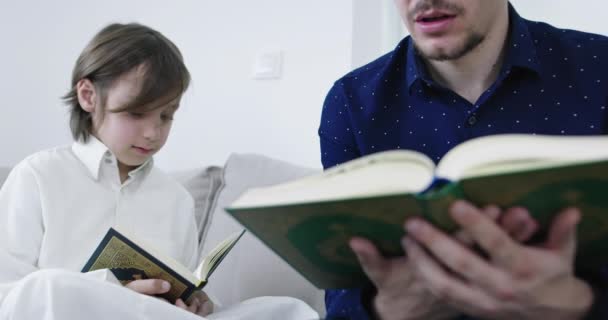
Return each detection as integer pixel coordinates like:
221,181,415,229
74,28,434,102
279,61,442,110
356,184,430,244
404,218,511,295
500,207,539,242
454,205,500,246
545,207,580,259
125,279,171,295
454,205,501,246
448,201,519,267
349,237,390,287
513,220,538,243
482,205,501,221
453,230,474,246
403,237,496,315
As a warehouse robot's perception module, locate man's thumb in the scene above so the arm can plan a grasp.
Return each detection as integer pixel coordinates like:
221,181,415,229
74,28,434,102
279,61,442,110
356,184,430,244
545,207,581,259
350,237,386,287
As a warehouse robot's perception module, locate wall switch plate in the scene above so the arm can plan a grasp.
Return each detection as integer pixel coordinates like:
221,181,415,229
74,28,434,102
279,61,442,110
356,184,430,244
252,50,283,80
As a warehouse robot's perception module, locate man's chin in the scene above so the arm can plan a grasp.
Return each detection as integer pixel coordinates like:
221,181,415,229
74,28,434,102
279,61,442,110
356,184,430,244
414,40,453,58
414,34,484,61
422,49,463,61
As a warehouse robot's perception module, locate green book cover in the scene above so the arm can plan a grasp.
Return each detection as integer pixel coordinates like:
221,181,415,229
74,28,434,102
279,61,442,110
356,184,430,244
459,160,608,270
226,134,608,289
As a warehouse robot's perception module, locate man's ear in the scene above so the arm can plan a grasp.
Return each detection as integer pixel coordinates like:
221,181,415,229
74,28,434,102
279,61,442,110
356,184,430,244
76,79,97,113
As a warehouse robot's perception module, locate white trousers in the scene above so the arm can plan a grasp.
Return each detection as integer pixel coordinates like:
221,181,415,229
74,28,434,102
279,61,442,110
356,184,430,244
0,269,319,320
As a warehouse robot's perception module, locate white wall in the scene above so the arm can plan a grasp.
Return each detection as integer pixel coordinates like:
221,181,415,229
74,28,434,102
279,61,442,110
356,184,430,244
2,1,608,170
0,0,353,170
509,0,608,35
351,0,403,69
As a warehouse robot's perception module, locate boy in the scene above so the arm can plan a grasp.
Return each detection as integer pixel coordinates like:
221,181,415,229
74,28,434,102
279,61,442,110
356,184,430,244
0,23,212,317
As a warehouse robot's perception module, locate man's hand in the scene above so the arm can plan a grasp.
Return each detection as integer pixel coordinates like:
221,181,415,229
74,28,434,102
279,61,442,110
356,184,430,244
350,236,459,320
350,205,533,320
404,201,593,320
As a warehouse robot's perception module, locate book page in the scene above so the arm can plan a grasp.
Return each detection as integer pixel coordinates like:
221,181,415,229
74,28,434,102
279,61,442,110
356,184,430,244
436,134,608,181
229,150,435,208
197,229,245,281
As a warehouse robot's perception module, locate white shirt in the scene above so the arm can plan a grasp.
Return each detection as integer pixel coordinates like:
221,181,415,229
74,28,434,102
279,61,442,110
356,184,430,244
0,136,199,282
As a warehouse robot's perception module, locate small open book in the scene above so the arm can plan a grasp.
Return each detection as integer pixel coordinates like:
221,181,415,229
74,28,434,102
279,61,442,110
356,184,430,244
82,227,245,302
227,134,608,288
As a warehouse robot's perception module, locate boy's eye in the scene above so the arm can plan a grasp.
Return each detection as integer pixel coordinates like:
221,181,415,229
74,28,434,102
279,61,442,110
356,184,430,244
161,114,174,121
128,112,144,118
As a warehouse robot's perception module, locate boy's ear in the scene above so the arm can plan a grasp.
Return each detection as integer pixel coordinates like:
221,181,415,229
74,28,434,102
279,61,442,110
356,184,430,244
76,79,97,113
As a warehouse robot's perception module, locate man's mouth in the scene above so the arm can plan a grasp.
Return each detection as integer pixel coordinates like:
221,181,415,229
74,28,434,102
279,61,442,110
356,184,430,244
412,9,458,34
415,11,456,23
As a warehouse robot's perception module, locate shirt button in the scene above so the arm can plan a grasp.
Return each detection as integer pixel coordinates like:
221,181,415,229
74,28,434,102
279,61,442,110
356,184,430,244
467,116,477,126
104,158,112,164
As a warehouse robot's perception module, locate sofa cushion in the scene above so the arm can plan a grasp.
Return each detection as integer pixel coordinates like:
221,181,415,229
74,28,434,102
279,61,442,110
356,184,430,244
171,166,223,248
200,153,325,313
0,167,11,188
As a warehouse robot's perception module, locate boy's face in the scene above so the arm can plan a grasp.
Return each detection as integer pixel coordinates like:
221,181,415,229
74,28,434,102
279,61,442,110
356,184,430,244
394,0,506,61
93,66,179,172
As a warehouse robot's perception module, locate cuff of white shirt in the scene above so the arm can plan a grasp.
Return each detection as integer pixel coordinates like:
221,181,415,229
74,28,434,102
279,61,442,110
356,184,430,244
82,268,121,286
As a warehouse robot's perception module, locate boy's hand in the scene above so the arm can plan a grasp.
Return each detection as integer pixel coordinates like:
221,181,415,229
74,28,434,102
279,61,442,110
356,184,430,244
125,280,213,316
125,278,171,296
176,291,214,317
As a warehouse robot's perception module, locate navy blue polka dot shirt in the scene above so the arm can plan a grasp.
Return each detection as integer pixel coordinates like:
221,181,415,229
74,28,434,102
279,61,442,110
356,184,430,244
319,4,608,320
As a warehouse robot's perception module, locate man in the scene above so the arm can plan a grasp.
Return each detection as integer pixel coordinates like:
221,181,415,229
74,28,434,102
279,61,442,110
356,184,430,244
318,0,608,319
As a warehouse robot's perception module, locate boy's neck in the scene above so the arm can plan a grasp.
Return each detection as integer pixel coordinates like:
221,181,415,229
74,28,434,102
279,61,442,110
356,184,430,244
118,162,137,184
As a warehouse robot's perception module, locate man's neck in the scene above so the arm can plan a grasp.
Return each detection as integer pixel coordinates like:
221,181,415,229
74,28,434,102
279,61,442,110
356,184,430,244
424,12,510,104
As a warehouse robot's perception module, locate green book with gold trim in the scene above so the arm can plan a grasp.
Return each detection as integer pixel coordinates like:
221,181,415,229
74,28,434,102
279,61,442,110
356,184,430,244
226,134,608,289
82,227,245,302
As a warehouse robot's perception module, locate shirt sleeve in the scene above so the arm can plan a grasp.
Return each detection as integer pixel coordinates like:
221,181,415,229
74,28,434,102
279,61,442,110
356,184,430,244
585,289,608,319
0,160,141,292
319,81,361,169
319,82,373,319
0,161,43,282
604,95,608,135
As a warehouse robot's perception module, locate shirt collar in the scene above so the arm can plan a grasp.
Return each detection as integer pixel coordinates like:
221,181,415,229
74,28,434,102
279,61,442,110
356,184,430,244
501,3,541,76
71,135,153,181
405,37,426,91
405,3,541,92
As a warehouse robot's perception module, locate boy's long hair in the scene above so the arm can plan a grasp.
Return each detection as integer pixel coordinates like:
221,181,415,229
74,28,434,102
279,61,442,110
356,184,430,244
62,23,191,142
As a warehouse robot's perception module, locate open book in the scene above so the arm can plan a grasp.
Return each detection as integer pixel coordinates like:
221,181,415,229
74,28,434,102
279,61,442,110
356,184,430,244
82,227,245,302
227,134,608,289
